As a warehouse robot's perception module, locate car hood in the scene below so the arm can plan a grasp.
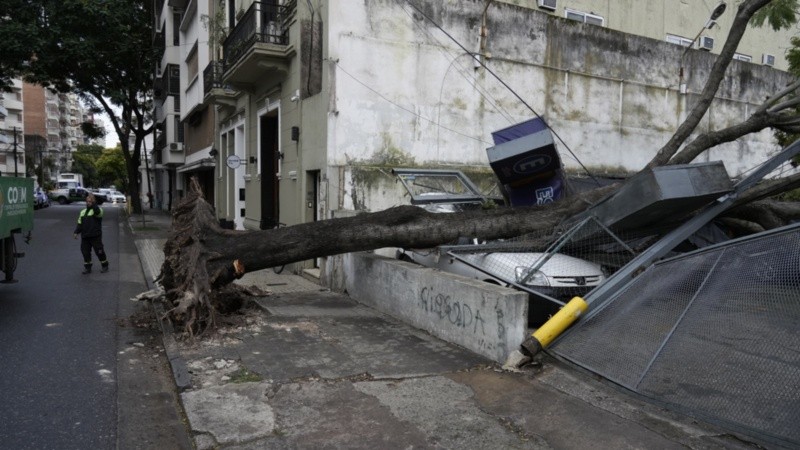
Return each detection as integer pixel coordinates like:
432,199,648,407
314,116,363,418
458,252,604,277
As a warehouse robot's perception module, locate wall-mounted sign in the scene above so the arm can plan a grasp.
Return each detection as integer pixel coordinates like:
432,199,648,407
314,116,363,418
226,154,242,169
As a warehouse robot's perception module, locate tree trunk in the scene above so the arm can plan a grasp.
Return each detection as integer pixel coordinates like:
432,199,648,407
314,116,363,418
159,179,615,333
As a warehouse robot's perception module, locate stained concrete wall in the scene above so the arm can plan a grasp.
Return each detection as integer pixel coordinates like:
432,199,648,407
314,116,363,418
340,253,529,363
325,0,796,215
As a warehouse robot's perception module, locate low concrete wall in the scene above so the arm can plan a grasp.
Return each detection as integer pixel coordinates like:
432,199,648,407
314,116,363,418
341,253,528,364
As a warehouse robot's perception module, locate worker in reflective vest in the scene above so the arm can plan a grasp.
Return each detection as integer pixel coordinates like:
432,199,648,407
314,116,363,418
73,194,109,274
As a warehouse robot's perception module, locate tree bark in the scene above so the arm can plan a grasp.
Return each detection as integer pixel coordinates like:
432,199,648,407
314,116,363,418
159,178,615,333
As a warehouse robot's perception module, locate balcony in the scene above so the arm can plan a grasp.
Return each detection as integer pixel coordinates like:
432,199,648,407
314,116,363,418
203,62,238,107
161,142,185,166
222,1,296,88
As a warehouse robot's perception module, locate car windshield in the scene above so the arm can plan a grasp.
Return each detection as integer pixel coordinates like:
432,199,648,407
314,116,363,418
392,168,488,205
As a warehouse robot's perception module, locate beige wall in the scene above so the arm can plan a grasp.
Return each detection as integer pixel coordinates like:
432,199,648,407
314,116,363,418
505,0,792,69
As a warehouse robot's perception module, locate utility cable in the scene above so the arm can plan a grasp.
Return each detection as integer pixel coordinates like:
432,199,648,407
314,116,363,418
402,0,601,186
333,61,493,145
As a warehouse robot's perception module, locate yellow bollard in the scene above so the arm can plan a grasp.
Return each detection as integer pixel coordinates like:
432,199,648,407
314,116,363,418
521,296,588,356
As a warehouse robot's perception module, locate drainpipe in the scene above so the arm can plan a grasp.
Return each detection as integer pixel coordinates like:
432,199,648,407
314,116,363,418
478,0,496,66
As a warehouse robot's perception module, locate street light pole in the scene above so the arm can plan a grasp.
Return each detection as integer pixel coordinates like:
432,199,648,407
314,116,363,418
679,2,727,94
12,126,18,177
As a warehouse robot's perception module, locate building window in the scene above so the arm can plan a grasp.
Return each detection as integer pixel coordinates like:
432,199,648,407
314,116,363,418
174,116,184,143
172,12,180,46
168,64,180,95
565,9,604,26
666,34,693,47
733,53,752,62
186,43,199,84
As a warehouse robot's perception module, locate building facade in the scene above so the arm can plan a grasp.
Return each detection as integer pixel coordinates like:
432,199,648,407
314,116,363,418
21,83,93,185
0,79,27,177
158,0,796,276
151,0,218,211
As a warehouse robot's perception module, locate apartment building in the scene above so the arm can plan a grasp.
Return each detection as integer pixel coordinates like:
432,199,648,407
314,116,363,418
151,0,217,211
158,0,794,277
22,83,91,183
0,79,27,177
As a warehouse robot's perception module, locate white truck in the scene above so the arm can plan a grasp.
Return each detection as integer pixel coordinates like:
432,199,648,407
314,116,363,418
56,173,84,189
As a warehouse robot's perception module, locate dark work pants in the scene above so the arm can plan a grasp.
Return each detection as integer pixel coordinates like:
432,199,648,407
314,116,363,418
80,236,108,269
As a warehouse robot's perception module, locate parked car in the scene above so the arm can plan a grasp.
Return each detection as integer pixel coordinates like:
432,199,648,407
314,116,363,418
392,168,606,305
397,246,605,301
34,188,50,209
106,190,126,203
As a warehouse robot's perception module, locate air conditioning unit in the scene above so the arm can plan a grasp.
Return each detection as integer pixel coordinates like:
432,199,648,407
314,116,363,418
169,142,184,152
763,53,775,66
698,36,714,51
537,0,557,11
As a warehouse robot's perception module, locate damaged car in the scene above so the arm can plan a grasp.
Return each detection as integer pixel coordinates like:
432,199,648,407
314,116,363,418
392,168,606,308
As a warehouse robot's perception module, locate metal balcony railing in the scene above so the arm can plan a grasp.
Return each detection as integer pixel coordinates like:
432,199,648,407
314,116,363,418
203,61,224,95
222,1,292,71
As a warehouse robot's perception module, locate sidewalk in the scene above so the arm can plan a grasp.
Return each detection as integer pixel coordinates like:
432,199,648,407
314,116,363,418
128,209,761,449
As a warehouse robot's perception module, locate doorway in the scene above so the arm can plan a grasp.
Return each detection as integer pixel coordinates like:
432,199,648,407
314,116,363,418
259,112,280,229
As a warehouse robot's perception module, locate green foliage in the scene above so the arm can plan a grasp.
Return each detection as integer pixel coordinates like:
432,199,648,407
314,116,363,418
81,121,106,140
96,147,128,189
69,145,128,189
753,2,800,164
0,0,43,91
751,0,799,31
71,146,101,188
776,34,800,165
0,0,154,212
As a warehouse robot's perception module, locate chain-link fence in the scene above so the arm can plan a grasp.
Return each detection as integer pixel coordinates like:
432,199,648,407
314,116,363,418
550,223,800,447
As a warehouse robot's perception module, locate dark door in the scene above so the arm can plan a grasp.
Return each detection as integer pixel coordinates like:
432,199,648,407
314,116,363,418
260,113,279,229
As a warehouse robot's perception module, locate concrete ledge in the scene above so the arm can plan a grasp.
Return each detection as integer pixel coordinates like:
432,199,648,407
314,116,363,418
342,253,528,363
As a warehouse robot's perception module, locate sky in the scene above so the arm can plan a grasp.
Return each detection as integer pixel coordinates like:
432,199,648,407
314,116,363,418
103,115,121,148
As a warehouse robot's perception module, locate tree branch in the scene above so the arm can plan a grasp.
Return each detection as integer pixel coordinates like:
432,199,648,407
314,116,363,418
646,0,773,169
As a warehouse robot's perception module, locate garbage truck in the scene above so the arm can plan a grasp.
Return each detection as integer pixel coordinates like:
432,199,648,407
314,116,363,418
0,177,34,283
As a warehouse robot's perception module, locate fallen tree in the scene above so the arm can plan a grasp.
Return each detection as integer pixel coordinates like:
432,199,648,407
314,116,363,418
154,0,800,334
158,178,614,333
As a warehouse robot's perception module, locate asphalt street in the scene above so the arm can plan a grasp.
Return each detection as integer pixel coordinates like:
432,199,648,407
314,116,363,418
0,203,191,450
0,204,121,448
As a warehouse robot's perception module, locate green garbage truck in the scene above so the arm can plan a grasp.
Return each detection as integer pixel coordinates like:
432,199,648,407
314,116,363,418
0,177,34,283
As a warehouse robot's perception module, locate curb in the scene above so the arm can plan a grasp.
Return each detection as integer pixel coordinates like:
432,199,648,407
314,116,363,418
153,302,192,392
128,215,192,392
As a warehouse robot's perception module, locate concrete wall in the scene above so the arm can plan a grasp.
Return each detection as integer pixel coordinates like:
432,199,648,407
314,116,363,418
339,253,529,363
325,0,795,216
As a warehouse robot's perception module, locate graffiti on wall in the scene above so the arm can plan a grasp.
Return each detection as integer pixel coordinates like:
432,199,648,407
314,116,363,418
418,286,509,355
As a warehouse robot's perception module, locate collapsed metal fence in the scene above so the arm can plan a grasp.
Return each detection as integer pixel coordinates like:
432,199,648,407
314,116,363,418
443,216,659,323
549,223,800,447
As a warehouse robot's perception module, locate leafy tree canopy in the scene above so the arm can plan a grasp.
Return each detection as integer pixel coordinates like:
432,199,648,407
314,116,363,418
0,0,156,213
71,144,105,188
96,146,128,190
751,0,800,30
